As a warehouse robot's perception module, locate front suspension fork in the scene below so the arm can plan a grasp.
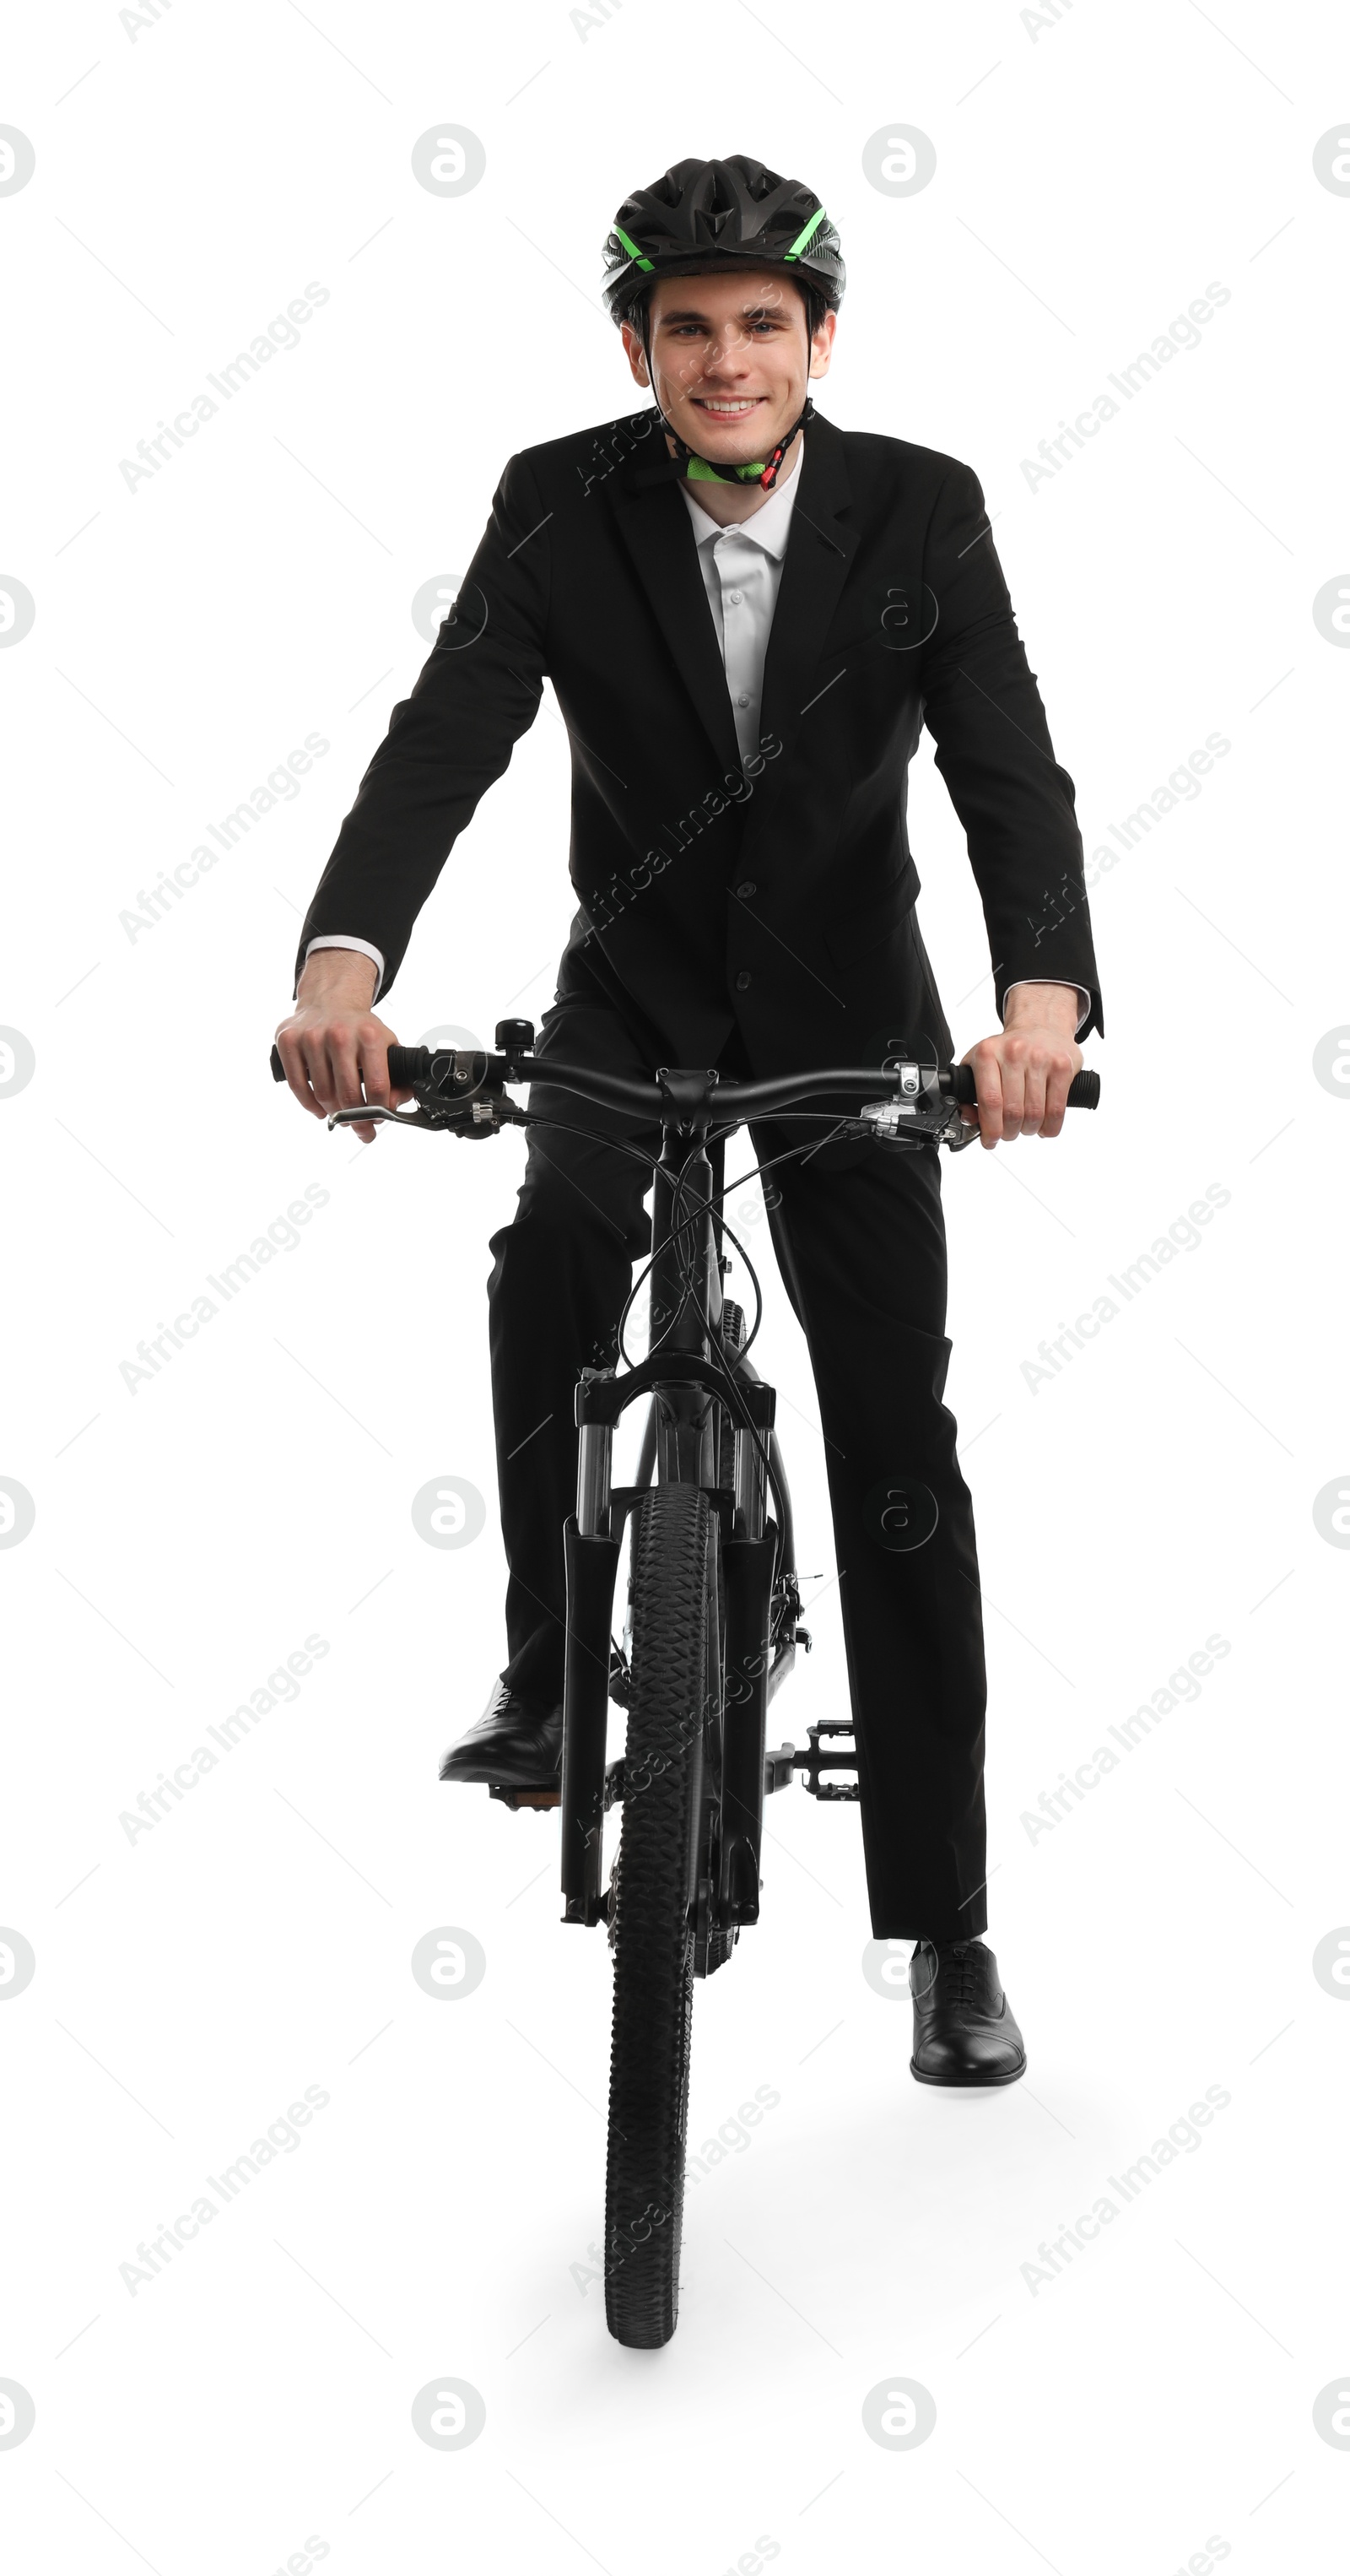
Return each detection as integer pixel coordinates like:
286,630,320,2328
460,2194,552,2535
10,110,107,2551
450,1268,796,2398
561,1328,776,1932
560,1508,621,1927
717,1529,776,1924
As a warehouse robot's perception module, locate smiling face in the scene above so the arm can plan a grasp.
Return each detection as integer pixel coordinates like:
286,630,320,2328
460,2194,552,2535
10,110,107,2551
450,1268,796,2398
621,265,835,466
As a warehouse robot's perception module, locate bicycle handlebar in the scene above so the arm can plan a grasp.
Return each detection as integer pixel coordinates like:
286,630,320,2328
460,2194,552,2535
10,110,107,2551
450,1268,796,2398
270,1040,1099,1118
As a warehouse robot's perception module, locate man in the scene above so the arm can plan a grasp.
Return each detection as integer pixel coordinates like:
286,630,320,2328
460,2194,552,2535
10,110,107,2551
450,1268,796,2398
277,156,1102,2086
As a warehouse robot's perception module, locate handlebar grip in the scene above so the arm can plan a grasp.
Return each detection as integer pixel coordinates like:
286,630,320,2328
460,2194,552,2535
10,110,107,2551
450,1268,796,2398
949,1064,1099,1110
386,1045,430,1088
269,1042,433,1088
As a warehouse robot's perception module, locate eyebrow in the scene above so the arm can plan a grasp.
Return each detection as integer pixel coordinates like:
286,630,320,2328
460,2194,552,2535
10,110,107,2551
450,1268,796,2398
656,302,791,327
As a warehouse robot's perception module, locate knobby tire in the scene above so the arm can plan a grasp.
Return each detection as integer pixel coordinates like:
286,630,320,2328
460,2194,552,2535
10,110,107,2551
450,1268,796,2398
604,1483,715,2347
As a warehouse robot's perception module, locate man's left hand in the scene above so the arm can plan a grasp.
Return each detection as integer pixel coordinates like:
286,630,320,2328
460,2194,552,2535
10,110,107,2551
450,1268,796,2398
959,983,1083,1150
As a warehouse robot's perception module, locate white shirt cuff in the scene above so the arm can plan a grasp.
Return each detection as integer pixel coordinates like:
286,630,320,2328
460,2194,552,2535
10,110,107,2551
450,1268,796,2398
302,935,386,1003
1003,978,1092,1037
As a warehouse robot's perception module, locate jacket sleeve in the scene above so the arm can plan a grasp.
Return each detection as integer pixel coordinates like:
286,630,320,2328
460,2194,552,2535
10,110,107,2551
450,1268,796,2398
918,461,1104,1040
294,447,552,998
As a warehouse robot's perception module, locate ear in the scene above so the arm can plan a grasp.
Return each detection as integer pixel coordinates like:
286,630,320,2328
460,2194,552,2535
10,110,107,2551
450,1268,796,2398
619,320,651,388
807,309,837,382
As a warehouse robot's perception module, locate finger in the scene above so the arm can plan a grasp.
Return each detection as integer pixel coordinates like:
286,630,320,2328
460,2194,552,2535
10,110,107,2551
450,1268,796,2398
1039,1058,1072,1139
359,1024,392,1112
997,1054,1024,1142
307,1035,345,1118
327,1028,369,1114
300,1033,338,1114
969,1052,1003,1150
1019,1057,1049,1135
275,1027,327,1119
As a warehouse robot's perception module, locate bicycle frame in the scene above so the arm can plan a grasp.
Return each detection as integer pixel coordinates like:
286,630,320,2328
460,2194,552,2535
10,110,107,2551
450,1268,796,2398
282,1022,1098,1942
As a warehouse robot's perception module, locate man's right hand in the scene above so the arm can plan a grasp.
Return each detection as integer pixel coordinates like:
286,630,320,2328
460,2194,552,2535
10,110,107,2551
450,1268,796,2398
275,950,410,1145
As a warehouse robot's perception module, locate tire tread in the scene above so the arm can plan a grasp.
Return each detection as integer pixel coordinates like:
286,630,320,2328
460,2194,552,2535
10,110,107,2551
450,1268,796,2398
604,1484,711,2347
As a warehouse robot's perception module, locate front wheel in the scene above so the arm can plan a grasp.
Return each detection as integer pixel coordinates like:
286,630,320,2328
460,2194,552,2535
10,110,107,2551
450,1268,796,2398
604,1483,715,2347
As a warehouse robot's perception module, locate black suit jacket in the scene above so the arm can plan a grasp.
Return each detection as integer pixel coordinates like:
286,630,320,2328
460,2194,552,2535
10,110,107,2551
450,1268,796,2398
296,406,1102,1069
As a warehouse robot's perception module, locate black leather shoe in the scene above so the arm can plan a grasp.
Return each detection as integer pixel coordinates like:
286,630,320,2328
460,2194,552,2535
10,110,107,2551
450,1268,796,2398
909,1938,1026,2086
440,1680,563,1790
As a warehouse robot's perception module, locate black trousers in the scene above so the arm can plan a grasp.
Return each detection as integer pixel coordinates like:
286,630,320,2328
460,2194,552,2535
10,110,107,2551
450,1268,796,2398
484,933,989,1941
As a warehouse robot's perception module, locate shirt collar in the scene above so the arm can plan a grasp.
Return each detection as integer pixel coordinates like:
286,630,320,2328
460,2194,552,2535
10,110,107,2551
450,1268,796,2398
679,435,804,558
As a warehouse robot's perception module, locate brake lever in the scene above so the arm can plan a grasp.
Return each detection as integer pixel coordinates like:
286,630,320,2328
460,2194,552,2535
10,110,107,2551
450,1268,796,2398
328,1086,524,1136
328,1104,435,1132
856,1099,976,1153
856,1059,983,1155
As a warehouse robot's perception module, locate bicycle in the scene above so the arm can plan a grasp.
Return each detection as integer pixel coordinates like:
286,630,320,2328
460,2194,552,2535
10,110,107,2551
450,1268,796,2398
271,1021,1099,2346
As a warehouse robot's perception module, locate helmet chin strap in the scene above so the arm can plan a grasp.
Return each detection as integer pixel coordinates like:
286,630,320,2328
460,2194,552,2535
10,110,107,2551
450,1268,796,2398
640,312,813,492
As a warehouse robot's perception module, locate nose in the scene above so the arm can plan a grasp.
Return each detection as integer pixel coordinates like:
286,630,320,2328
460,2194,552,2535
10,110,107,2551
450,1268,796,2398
700,327,754,378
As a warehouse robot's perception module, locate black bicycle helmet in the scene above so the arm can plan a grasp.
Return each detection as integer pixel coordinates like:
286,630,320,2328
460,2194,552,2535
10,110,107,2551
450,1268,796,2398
602,155,845,490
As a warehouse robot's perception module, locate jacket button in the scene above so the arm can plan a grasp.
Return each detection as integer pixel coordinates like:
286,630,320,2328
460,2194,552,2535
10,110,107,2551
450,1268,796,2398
736,879,757,899
735,971,752,992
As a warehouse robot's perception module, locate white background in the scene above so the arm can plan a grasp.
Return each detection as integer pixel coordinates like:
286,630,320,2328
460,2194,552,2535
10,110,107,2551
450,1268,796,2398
2,3,1348,2570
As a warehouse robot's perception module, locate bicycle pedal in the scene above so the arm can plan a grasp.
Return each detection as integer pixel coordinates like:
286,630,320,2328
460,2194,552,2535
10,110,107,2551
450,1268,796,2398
793,1720,861,1802
764,1742,796,1794
488,1782,561,1810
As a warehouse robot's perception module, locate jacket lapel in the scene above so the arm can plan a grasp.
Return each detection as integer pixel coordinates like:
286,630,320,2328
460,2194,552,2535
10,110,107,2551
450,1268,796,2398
610,445,743,785
608,409,858,830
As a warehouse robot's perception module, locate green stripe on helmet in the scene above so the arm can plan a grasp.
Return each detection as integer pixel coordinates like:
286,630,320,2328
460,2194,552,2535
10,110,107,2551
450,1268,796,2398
612,222,655,273
783,205,828,262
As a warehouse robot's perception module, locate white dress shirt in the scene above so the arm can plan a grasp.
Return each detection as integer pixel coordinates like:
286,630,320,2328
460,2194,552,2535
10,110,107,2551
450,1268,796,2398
679,441,804,769
307,432,1088,1032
